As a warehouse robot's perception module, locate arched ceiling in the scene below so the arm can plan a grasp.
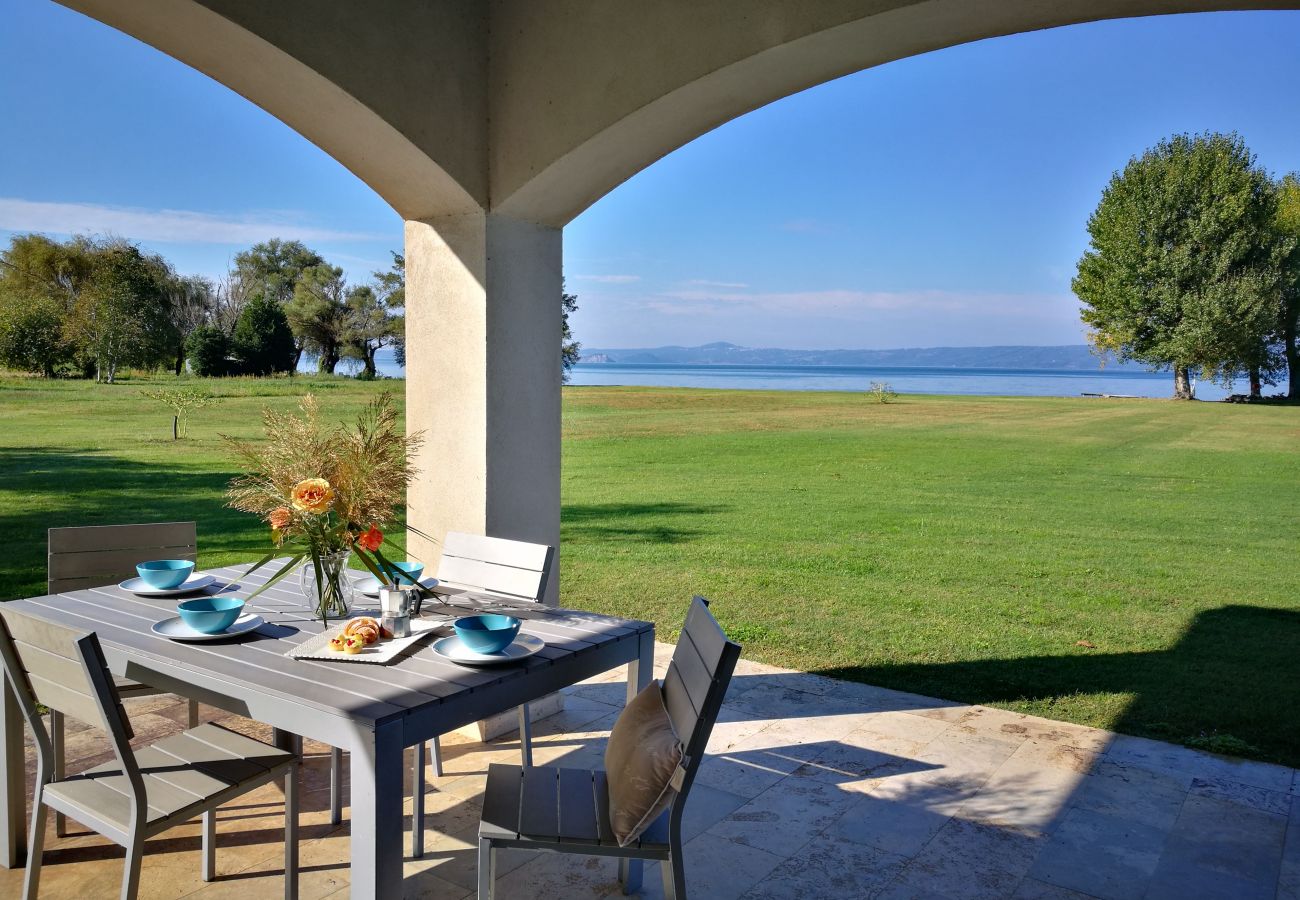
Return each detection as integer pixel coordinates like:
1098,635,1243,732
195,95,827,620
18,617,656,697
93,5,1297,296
58,0,1300,225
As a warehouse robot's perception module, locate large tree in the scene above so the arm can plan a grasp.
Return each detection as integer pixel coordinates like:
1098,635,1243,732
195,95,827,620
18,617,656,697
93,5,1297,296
233,239,325,368
162,273,215,376
67,242,176,383
231,294,296,375
287,263,349,373
562,280,581,383
1073,132,1287,399
0,234,97,375
1277,173,1300,398
343,252,405,378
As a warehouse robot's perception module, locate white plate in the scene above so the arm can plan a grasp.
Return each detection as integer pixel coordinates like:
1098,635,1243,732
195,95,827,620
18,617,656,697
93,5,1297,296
119,573,217,597
286,616,448,664
151,613,264,642
355,575,439,598
430,633,545,666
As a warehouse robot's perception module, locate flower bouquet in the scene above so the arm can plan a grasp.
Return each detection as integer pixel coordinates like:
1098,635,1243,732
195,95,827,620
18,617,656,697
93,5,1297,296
224,393,431,624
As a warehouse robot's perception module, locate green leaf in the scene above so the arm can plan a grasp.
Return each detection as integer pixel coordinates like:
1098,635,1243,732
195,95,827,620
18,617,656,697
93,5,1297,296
243,553,305,601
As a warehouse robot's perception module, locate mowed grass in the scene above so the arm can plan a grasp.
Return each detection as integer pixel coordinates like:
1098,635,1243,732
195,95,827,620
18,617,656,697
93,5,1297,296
2,376,1298,765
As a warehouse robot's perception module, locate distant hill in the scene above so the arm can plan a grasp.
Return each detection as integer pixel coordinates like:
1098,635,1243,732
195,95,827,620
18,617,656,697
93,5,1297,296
579,343,1152,371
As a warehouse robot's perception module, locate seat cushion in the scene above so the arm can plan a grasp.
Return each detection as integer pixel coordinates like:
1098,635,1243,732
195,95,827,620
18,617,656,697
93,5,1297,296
604,680,684,847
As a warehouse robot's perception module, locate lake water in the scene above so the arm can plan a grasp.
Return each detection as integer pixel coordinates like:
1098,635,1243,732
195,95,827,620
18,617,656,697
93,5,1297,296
347,352,1235,401
568,363,1235,400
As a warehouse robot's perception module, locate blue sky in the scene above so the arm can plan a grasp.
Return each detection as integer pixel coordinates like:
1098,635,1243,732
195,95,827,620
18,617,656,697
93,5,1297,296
3,4,1300,350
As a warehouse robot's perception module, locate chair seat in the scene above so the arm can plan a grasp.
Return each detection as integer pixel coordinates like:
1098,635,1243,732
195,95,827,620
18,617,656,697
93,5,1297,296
113,675,164,698
44,723,294,834
479,764,669,853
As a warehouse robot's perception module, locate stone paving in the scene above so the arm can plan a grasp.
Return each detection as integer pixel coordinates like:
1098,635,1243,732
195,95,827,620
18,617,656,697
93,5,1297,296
2,644,1297,899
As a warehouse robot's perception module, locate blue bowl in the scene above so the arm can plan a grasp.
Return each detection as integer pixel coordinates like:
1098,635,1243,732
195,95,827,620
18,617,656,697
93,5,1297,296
177,597,245,634
453,614,521,654
136,559,195,590
384,561,424,585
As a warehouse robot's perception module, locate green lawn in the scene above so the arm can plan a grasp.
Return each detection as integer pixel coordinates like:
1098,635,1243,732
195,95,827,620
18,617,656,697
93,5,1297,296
2,375,1298,766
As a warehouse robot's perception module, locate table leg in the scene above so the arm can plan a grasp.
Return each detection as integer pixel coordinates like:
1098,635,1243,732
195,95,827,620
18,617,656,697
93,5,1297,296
1,672,24,868
349,719,404,899
619,629,655,891
273,730,300,900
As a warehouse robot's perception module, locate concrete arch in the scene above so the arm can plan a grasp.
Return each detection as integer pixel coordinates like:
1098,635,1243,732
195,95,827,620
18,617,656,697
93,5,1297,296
59,1,1300,227
59,0,484,221
489,0,1300,226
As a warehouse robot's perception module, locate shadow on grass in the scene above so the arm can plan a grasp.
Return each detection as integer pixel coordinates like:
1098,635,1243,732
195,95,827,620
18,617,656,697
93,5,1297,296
815,605,1300,767
561,501,727,545
0,447,261,601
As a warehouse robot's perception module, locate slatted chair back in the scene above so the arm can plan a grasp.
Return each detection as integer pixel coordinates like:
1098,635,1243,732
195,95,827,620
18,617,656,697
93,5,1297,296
435,531,554,603
660,596,742,795
49,522,197,595
0,608,138,770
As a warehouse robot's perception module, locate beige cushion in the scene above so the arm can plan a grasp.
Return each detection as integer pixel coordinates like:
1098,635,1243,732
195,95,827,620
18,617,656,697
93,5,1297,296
604,680,684,847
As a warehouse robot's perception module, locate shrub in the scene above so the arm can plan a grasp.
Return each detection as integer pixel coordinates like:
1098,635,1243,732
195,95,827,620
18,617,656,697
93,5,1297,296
868,381,898,403
185,325,230,377
0,296,67,377
232,295,296,375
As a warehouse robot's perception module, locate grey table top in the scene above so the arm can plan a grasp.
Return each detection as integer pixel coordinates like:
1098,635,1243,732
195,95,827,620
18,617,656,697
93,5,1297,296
3,561,653,733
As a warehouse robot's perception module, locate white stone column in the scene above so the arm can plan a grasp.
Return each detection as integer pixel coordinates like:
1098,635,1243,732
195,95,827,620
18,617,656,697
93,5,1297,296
404,212,562,604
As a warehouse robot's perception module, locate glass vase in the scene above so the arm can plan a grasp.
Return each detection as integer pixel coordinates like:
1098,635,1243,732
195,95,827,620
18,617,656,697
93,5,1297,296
300,549,354,623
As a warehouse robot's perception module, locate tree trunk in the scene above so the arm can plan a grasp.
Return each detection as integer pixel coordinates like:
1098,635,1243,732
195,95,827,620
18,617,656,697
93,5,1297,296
1248,367,1262,399
174,343,185,376
1173,366,1193,400
364,348,377,378
292,343,304,372
318,347,339,375
1286,315,1299,399
106,360,117,384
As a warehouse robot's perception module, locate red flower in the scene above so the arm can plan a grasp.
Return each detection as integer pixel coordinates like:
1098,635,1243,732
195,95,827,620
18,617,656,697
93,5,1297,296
357,526,383,552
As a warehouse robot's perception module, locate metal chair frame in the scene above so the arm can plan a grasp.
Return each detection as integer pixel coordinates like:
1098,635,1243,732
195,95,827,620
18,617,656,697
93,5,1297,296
476,596,742,900
0,609,299,900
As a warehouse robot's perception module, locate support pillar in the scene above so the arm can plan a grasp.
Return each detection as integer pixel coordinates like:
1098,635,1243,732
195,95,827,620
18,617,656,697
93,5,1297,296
404,212,562,605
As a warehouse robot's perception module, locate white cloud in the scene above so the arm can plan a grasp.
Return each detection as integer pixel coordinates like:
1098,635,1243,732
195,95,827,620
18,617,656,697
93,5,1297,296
575,273,641,284
0,197,382,245
683,279,749,288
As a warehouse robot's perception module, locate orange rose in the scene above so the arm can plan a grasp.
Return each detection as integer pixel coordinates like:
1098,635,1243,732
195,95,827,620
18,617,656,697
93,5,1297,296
290,478,335,514
357,526,383,552
269,507,293,529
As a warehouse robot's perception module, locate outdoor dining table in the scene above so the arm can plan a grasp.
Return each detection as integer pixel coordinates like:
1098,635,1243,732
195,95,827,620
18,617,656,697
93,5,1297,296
0,561,655,898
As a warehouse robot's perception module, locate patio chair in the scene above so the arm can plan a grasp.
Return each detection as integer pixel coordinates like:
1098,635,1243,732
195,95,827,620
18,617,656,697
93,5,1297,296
47,522,203,837
0,607,299,900
325,531,554,854
476,596,741,900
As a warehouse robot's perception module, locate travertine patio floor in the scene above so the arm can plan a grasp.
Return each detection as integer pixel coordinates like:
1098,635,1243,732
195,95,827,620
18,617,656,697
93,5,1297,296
3,644,1297,899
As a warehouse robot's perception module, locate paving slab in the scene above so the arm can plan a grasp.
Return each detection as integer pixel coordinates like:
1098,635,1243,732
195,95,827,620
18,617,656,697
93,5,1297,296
2,645,1296,900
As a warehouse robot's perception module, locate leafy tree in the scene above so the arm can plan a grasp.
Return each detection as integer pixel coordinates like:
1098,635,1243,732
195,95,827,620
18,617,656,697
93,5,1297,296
185,325,231,376
0,295,65,376
162,273,214,375
141,387,217,439
1073,132,1287,399
343,253,405,378
232,294,296,375
562,280,581,383
0,233,97,375
287,263,349,374
1277,173,1300,397
233,239,325,367
67,242,176,383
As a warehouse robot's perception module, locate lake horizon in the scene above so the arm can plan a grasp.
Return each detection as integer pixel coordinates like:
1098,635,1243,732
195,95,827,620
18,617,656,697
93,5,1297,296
343,352,1242,401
